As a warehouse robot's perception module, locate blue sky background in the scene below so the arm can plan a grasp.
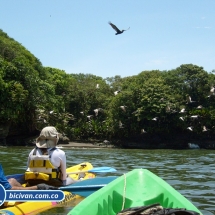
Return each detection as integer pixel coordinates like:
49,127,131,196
1,1,215,78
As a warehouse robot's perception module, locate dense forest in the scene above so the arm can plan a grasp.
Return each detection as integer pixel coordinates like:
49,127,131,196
1,29,215,149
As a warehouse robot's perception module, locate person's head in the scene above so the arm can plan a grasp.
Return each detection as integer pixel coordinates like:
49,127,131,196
36,126,59,148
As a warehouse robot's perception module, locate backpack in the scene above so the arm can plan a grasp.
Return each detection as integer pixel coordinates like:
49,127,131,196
117,203,201,215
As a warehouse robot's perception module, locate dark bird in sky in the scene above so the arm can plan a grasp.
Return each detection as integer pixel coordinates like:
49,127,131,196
108,22,130,35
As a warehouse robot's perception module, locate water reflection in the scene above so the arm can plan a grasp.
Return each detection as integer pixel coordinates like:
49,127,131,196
0,147,214,215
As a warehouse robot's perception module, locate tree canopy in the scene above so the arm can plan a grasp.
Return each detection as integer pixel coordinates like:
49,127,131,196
1,29,215,148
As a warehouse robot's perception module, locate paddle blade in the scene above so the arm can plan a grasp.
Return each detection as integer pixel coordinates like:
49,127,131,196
88,167,117,173
67,166,117,175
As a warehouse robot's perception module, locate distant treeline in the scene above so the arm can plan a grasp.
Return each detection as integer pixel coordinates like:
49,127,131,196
1,29,215,147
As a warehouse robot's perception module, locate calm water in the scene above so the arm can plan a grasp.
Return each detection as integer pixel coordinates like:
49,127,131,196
1,146,214,215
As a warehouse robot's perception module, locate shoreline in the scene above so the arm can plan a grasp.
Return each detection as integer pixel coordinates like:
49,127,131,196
57,142,115,148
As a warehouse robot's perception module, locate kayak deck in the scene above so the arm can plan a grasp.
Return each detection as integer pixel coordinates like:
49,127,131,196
61,176,117,197
69,169,202,215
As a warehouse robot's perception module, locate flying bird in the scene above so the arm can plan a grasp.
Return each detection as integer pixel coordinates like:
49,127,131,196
179,117,185,121
132,109,140,115
179,108,186,113
187,126,193,131
87,115,94,120
119,120,124,128
94,109,99,116
119,106,127,112
108,22,130,35
186,95,196,104
202,126,209,132
114,90,121,96
103,140,110,146
94,108,103,116
190,115,199,120
152,117,158,121
208,86,215,97
210,86,215,94
166,106,170,112
141,129,147,134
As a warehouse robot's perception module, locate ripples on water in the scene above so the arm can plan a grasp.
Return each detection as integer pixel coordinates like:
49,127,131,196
0,147,214,215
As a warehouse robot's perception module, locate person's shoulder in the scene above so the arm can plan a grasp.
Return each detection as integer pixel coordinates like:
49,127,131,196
29,147,36,154
54,148,65,155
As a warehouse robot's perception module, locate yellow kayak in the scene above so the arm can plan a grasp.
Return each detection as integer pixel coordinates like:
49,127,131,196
0,162,95,215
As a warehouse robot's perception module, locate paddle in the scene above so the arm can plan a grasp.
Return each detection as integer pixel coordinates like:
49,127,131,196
67,167,117,175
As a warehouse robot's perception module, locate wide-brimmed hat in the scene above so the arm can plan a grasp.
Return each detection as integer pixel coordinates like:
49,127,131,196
36,126,59,148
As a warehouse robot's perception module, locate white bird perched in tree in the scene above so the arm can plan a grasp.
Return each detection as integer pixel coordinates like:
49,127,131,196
96,84,99,89
114,90,121,96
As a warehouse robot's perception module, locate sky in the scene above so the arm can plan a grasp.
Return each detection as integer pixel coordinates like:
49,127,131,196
0,1,215,79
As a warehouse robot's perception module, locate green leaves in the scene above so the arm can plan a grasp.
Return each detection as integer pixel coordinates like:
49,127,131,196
1,27,215,145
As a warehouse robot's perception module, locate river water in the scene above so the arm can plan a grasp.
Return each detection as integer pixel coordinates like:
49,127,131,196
1,146,214,215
